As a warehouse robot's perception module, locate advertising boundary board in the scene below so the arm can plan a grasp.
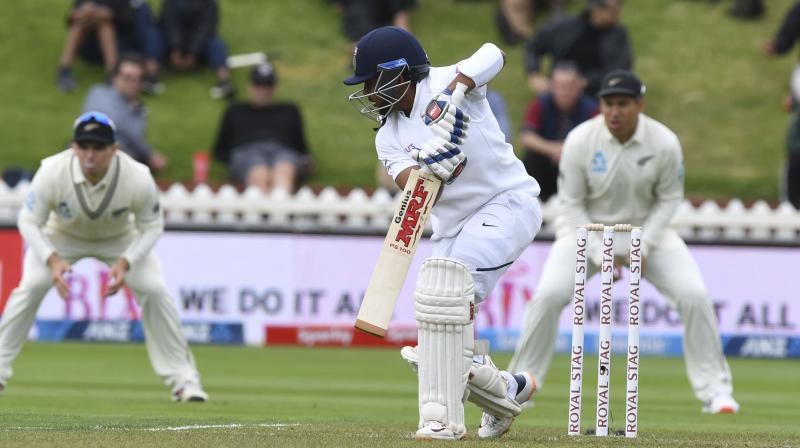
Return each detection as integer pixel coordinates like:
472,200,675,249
0,229,793,358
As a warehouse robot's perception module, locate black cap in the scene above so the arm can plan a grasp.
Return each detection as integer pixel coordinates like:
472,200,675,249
343,26,429,86
597,70,646,98
250,62,276,86
73,111,116,145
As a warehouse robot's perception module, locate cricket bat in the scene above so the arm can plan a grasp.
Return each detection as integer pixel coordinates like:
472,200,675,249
354,82,468,338
354,169,441,337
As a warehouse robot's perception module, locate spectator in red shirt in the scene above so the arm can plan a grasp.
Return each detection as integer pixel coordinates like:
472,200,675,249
520,62,597,202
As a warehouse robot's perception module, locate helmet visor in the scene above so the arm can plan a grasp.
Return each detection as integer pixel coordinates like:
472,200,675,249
347,59,411,122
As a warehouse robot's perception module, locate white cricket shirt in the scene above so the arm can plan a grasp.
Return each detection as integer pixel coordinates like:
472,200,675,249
18,149,164,266
556,113,684,254
376,65,540,238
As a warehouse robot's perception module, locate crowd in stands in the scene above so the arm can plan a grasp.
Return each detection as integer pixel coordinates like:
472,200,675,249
0,0,794,206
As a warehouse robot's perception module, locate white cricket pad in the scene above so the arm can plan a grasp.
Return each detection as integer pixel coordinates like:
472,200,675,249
414,257,475,438
400,346,527,419
467,355,522,418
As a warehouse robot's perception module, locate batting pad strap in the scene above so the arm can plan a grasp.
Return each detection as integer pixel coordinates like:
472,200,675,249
414,258,475,326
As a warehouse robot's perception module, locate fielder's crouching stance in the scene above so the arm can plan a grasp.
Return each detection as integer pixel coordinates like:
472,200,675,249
344,26,542,440
0,112,207,402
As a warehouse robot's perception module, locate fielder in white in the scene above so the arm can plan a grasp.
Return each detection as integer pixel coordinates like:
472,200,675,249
509,70,739,414
345,27,542,440
0,111,207,402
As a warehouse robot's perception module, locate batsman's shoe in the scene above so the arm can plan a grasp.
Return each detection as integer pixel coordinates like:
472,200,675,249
478,371,536,439
702,393,739,414
172,382,208,402
415,421,465,441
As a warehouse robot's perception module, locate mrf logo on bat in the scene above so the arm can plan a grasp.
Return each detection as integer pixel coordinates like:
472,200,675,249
392,177,430,249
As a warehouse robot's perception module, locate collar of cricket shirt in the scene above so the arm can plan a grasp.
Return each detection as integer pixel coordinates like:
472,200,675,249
69,154,121,220
601,113,646,147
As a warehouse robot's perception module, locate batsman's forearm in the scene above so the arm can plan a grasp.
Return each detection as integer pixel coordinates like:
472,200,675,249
396,166,444,204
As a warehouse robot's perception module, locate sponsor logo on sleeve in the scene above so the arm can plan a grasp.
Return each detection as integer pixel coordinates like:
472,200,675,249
24,191,35,210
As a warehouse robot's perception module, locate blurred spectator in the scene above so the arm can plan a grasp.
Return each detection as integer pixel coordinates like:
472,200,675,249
765,0,800,208
156,0,235,99
57,0,161,92
524,0,632,96
82,54,168,171
2,167,33,188
332,0,417,43
728,0,764,20
496,0,569,45
520,62,597,202
213,62,313,193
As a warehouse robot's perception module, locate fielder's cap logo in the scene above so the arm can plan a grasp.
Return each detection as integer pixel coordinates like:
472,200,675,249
597,70,645,99
84,123,99,131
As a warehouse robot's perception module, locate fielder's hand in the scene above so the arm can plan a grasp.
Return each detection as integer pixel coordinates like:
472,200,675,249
411,137,467,184
106,258,130,297
422,89,470,144
47,253,72,300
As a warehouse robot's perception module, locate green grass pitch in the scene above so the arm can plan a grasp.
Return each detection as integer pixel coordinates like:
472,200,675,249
0,343,797,447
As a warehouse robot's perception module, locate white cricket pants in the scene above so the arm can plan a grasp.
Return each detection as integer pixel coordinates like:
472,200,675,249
432,190,542,303
0,231,200,391
508,229,733,402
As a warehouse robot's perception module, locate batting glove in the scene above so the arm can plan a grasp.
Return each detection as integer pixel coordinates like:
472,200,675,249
411,137,468,184
422,89,470,144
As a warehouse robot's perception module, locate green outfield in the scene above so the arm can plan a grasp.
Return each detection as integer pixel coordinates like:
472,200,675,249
0,343,796,447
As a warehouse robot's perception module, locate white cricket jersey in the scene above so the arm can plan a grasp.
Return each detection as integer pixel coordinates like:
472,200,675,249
376,65,540,238
557,113,684,253
18,149,164,266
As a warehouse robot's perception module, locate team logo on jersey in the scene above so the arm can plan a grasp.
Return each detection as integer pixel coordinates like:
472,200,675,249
637,155,654,167
111,207,129,218
591,151,608,173
57,201,72,219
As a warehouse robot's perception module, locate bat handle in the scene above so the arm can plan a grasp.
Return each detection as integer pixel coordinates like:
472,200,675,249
451,82,468,107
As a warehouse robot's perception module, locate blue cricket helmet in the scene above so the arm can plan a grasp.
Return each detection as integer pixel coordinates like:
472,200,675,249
345,27,430,122
344,26,430,86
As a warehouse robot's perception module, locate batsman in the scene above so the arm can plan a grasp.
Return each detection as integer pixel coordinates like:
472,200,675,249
344,27,542,440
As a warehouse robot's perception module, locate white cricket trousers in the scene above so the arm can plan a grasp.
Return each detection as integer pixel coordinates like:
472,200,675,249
432,190,542,303
0,231,201,391
508,229,733,402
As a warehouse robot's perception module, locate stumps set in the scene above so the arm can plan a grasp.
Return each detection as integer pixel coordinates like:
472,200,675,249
567,224,642,438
